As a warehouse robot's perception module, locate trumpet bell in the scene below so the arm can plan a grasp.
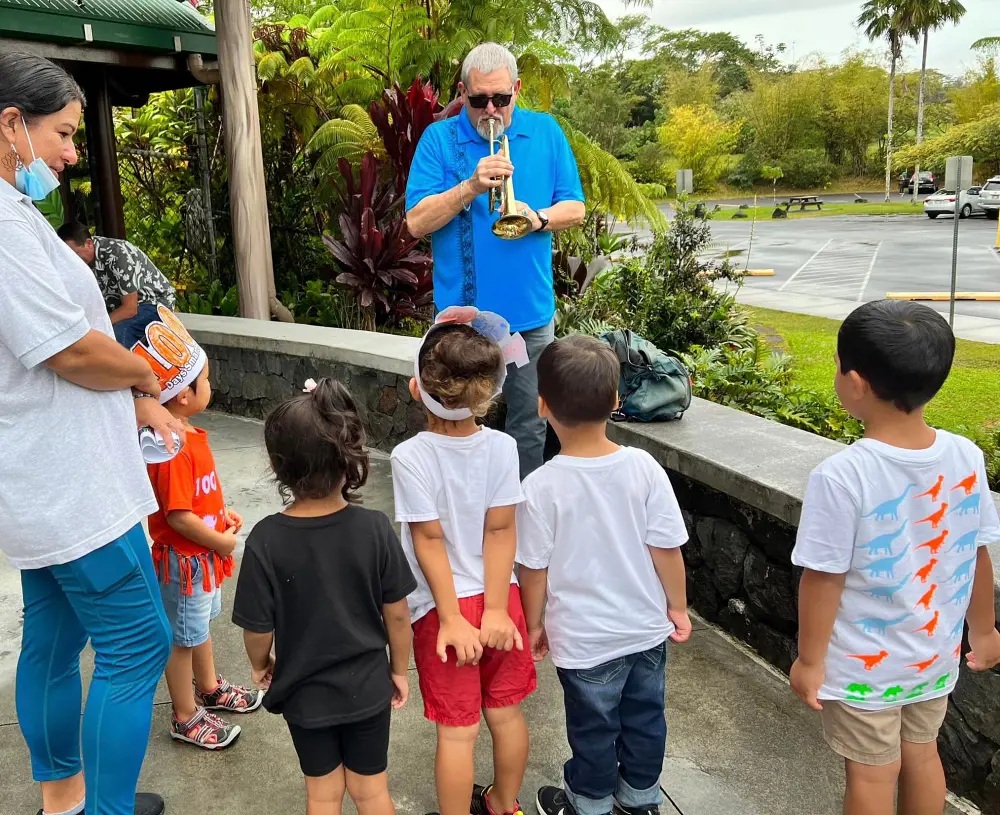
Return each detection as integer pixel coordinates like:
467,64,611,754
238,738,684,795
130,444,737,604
492,213,534,240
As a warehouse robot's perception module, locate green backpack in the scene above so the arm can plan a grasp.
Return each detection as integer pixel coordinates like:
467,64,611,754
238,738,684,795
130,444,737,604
601,329,692,422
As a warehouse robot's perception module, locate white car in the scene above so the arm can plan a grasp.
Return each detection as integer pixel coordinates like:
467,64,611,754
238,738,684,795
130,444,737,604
924,187,985,219
980,176,1000,220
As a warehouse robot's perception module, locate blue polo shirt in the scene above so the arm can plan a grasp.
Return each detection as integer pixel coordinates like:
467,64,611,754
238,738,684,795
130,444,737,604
406,108,585,333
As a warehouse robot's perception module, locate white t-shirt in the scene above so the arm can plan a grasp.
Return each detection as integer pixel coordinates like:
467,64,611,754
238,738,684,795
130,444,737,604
516,447,688,669
0,178,157,569
391,427,523,622
792,431,1000,710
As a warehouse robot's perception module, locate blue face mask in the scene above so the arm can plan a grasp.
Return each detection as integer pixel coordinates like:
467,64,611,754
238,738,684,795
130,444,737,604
12,121,60,201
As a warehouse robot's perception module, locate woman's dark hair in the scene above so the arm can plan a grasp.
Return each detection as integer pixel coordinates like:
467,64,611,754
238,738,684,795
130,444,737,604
838,299,955,413
418,324,504,418
264,378,369,504
0,52,85,118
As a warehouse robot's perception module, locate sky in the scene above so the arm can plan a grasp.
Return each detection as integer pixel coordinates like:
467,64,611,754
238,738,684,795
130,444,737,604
593,0,995,77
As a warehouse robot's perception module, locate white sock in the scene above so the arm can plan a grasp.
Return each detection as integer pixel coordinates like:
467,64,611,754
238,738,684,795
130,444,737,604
43,799,85,815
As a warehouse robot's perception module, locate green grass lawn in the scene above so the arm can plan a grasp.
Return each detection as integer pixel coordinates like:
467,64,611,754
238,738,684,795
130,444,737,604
744,306,1000,435
709,201,923,221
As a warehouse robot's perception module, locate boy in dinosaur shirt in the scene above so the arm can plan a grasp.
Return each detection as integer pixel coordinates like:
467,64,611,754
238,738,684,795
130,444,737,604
790,300,1000,815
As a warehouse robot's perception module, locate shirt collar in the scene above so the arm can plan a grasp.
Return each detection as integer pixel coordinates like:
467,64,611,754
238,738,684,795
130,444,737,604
457,106,530,144
0,175,30,205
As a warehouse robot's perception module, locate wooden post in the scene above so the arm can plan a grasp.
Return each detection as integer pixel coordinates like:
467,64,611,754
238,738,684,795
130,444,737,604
84,68,126,239
215,0,272,320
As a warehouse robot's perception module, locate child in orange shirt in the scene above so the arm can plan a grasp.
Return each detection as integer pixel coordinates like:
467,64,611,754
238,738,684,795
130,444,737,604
136,315,262,750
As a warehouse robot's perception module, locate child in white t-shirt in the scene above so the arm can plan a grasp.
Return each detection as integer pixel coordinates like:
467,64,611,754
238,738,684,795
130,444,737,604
516,335,690,815
390,308,535,815
790,300,1000,815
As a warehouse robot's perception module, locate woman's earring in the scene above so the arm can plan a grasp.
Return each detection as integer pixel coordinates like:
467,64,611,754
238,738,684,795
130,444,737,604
1,146,18,172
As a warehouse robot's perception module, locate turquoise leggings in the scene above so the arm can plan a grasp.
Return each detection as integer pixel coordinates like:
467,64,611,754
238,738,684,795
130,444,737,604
16,525,172,815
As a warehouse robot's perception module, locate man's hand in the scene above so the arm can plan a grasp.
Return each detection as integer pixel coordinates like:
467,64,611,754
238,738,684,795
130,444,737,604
479,609,524,653
512,201,543,232
251,654,275,690
468,154,513,196
668,607,692,643
790,658,825,711
225,508,244,532
528,627,549,663
391,673,409,709
437,614,484,667
134,397,184,454
967,627,1000,672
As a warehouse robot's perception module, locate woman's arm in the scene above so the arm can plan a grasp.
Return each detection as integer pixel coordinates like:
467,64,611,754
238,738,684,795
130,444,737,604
45,329,160,394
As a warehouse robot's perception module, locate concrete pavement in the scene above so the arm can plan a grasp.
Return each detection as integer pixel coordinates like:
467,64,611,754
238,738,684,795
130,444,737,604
0,413,972,815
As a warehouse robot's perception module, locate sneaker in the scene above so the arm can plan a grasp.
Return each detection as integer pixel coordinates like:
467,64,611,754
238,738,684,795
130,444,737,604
195,674,263,713
170,707,241,749
34,792,165,815
473,784,524,815
536,787,585,815
613,803,660,815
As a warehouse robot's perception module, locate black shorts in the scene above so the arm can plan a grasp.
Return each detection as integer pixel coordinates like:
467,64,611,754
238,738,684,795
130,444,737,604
287,707,391,778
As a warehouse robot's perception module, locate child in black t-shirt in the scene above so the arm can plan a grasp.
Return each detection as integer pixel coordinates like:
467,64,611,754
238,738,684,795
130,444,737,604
232,378,416,815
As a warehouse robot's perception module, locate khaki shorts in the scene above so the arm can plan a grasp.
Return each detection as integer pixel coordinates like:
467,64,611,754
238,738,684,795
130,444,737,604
821,697,948,766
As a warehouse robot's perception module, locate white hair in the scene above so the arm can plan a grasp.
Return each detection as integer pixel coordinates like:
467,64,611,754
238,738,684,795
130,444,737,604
461,42,518,87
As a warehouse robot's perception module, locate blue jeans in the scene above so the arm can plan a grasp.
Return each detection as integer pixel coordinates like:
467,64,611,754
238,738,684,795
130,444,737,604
159,548,223,647
112,302,160,348
16,525,172,815
557,643,668,815
502,320,554,479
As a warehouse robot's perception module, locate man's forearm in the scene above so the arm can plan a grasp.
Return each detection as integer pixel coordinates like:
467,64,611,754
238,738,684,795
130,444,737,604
244,631,273,671
518,567,547,630
544,200,586,232
45,329,155,391
967,548,997,635
797,568,846,665
109,293,139,324
406,181,470,238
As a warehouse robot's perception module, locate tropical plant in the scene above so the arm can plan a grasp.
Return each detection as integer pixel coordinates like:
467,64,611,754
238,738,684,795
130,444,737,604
972,36,1000,55
323,154,433,326
895,103,1000,176
177,280,240,316
658,104,738,191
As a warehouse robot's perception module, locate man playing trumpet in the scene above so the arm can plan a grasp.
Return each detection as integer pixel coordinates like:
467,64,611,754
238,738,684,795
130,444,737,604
406,41,586,478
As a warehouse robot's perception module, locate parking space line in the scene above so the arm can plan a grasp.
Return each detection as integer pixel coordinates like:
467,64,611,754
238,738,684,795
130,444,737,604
858,241,882,301
779,238,833,291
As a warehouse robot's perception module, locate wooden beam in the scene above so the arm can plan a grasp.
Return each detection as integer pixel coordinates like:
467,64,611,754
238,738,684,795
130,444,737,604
215,0,272,321
84,68,126,239
887,292,1000,301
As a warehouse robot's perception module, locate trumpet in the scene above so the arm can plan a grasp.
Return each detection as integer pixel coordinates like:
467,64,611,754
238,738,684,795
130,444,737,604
488,118,533,240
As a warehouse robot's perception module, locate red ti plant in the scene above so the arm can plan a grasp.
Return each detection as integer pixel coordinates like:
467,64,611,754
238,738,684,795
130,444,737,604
323,153,433,321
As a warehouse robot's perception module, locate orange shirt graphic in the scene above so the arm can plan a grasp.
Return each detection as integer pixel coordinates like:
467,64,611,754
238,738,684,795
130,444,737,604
148,428,227,559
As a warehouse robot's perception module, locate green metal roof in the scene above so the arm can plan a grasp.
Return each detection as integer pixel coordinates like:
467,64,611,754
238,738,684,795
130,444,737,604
0,0,217,55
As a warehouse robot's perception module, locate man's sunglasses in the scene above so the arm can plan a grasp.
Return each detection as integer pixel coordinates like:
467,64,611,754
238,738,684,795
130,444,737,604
466,92,514,109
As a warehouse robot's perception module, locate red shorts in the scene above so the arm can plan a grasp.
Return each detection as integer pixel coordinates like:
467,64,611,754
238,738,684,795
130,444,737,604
412,584,537,727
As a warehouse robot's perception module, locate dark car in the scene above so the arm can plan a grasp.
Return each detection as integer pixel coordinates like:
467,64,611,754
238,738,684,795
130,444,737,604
908,171,938,194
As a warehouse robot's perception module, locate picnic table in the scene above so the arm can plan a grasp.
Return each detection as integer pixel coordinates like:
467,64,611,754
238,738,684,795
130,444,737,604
783,195,824,211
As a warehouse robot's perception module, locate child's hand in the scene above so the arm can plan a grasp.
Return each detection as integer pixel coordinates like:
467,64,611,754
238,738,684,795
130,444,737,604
215,528,238,558
790,658,825,711
437,615,484,667
251,655,274,690
391,673,409,709
967,627,1000,672
479,609,524,652
668,608,692,643
528,627,549,662
225,507,244,532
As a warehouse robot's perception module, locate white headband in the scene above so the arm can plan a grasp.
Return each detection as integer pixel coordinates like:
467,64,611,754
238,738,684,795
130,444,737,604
415,306,529,421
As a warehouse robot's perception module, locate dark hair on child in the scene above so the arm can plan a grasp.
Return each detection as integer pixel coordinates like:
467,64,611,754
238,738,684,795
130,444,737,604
418,324,504,418
838,300,955,413
264,378,369,504
537,335,619,426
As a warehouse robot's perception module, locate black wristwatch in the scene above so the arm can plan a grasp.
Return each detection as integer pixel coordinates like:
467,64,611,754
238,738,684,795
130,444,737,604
536,209,550,232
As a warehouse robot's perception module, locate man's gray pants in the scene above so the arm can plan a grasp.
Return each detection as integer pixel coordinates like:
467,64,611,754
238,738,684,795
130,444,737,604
502,320,555,480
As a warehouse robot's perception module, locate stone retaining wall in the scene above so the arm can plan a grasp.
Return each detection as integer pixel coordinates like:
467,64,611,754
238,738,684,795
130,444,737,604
183,314,1000,813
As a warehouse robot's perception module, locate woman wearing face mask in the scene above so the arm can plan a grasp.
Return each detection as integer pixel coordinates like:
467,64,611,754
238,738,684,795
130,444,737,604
0,52,184,815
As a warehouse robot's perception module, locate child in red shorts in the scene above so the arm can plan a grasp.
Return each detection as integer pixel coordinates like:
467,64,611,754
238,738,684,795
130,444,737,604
391,308,536,815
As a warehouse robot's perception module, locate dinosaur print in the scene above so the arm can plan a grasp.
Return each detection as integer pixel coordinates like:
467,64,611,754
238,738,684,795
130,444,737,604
916,530,949,555
950,493,980,516
863,485,917,521
916,503,948,530
853,614,913,634
882,686,905,701
915,584,938,612
947,581,973,606
951,472,977,496
845,683,873,701
847,650,890,671
906,654,939,673
863,574,913,602
914,610,940,637
950,618,966,639
935,673,951,691
858,523,908,556
913,558,938,584
906,683,929,699
944,557,977,585
862,546,911,579
916,475,945,502
948,530,979,553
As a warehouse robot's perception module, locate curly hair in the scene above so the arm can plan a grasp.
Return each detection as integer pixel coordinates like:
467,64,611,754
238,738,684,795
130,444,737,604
418,324,505,419
263,378,369,504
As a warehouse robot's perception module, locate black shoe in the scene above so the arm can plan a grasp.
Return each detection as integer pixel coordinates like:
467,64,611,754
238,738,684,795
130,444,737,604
613,803,659,815
536,787,581,815
35,792,165,815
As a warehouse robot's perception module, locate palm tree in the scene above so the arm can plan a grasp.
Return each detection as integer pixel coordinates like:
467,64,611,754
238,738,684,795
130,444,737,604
858,0,911,202
973,37,1000,54
906,0,966,204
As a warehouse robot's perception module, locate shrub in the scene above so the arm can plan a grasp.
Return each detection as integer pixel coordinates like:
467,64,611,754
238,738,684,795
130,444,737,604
727,152,763,190
778,149,837,189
